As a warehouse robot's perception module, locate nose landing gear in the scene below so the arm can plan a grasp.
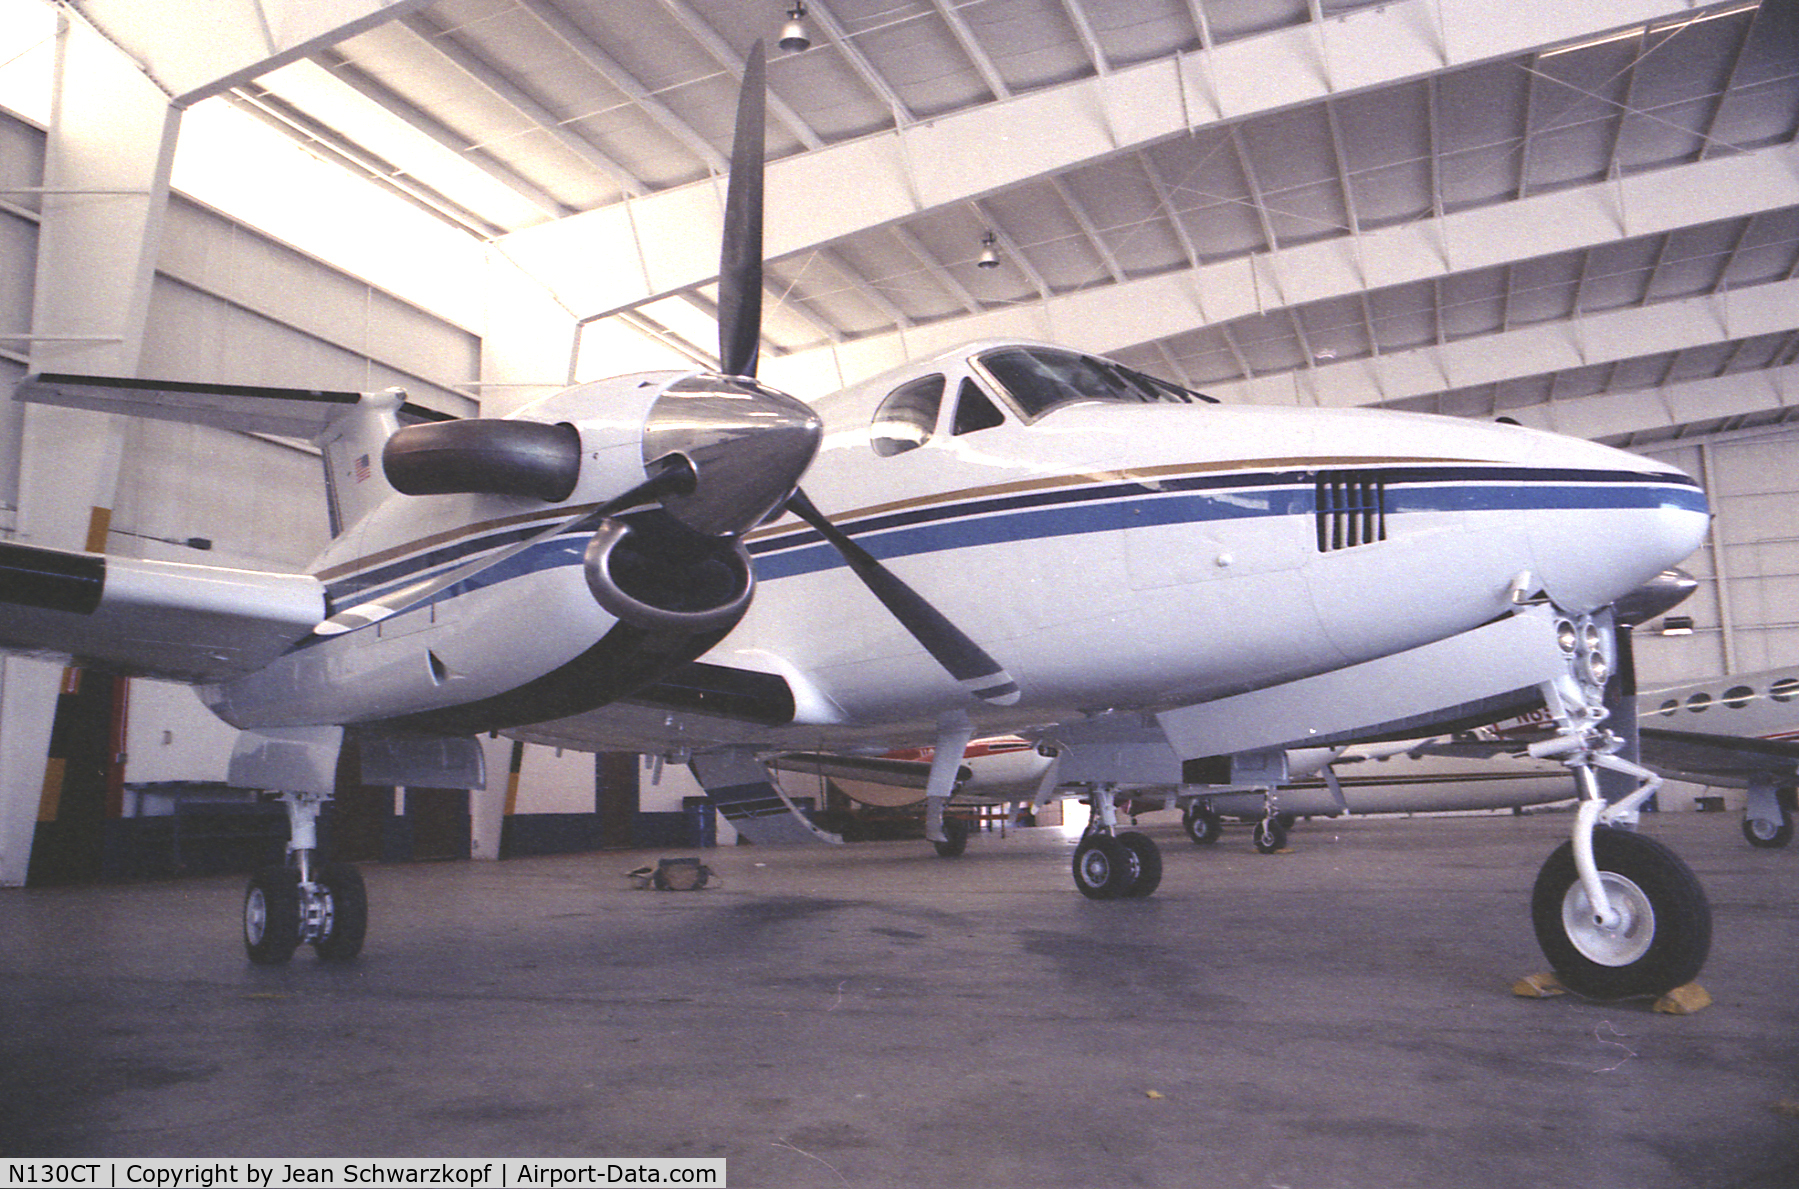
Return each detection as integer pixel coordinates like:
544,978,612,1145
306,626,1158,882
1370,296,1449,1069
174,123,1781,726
1525,613,1711,1000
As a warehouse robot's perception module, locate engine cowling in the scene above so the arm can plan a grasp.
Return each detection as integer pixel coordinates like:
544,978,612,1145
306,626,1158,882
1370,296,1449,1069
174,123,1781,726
583,511,755,635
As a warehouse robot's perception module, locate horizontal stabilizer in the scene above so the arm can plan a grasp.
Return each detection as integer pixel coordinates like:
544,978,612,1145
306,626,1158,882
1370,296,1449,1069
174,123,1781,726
14,373,453,440
0,541,324,683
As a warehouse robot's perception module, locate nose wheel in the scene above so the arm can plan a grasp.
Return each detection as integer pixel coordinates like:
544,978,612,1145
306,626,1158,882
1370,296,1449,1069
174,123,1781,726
1530,827,1710,999
1527,636,1713,1000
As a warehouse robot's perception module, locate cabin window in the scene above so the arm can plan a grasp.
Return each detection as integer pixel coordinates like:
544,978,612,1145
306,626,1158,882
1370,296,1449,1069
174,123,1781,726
1687,692,1712,713
1773,677,1799,703
1724,685,1755,709
1659,699,1680,717
871,374,945,457
976,346,1212,420
952,379,1005,437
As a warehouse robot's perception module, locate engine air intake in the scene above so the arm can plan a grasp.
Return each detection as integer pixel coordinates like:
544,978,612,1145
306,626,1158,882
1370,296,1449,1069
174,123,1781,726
584,511,755,634
384,419,582,502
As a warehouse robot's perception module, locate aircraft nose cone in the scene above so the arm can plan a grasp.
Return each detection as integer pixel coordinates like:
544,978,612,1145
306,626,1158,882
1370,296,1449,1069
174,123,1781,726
1521,441,1711,614
643,373,822,536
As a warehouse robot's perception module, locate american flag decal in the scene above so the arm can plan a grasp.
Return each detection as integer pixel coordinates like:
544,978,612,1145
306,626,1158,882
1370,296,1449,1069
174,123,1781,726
353,454,371,483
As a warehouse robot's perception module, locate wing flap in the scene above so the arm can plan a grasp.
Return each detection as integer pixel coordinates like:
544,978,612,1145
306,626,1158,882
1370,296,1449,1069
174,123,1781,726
0,542,324,683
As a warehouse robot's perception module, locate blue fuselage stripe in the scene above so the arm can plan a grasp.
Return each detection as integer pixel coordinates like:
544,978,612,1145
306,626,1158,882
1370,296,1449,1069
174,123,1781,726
319,466,1705,607
747,468,1705,581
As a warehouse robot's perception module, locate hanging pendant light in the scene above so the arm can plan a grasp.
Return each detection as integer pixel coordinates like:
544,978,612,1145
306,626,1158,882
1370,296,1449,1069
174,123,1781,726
976,231,1001,269
779,3,812,52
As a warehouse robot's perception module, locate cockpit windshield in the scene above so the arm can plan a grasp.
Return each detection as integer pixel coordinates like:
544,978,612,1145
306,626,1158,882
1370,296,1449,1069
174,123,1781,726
975,346,1216,420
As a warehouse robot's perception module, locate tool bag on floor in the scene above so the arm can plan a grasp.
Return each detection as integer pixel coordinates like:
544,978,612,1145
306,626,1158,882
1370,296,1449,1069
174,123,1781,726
627,857,715,890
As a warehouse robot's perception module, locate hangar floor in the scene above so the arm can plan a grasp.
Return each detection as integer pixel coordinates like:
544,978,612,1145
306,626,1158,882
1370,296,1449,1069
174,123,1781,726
2,812,1795,1187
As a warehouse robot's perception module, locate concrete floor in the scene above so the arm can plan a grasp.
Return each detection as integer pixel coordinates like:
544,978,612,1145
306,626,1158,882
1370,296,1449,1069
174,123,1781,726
1,811,1795,1187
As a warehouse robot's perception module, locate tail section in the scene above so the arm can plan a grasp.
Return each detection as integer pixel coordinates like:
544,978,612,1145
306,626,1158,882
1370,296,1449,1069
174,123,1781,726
316,388,405,536
13,375,454,539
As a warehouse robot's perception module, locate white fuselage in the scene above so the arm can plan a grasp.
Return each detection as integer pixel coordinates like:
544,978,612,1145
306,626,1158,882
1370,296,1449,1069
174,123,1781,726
202,342,1711,763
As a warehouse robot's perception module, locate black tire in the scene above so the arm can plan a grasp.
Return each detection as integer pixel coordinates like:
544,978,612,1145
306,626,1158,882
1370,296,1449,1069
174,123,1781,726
1741,802,1793,849
1072,834,1135,900
1183,804,1222,845
1253,817,1288,854
311,862,368,961
1530,828,1712,1000
1116,832,1162,899
933,816,970,858
244,865,301,966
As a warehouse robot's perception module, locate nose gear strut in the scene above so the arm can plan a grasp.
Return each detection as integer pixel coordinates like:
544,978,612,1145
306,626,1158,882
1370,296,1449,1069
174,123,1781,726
1524,607,1710,1000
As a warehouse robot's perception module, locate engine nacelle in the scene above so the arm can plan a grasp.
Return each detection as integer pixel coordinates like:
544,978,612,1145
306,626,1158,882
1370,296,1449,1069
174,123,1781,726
583,511,755,634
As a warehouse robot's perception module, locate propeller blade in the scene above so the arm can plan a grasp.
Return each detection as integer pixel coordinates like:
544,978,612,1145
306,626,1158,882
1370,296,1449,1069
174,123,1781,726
1598,609,1643,801
717,40,767,379
314,459,695,637
787,488,1020,706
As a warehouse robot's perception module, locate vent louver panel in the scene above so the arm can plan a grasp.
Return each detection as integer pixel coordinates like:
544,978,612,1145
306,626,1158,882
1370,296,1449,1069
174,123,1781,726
1315,472,1387,551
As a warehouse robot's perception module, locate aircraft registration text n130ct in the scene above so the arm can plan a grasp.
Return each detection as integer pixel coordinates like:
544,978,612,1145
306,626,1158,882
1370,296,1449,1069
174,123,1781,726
4,1163,724,1189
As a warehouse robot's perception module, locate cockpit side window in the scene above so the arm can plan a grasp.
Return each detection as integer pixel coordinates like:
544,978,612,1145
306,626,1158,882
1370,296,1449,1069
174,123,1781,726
871,374,945,457
952,378,1005,437
976,346,1214,420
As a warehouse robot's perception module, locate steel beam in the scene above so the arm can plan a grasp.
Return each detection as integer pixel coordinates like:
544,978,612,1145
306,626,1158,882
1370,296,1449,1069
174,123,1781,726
495,0,1695,323
67,0,437,105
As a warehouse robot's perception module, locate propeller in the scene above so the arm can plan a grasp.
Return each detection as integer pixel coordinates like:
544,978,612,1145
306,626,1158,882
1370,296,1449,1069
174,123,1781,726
1595,568,1699,800
718,40,767,381
786,491,1020,706
703,43,1019,706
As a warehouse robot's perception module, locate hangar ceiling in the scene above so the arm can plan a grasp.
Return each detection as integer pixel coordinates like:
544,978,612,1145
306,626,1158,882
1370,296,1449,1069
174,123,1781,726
112,0,1799,442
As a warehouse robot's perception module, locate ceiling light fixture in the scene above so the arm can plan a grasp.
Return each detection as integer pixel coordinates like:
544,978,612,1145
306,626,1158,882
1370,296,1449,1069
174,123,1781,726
976,231,1000,269
779,3,812,52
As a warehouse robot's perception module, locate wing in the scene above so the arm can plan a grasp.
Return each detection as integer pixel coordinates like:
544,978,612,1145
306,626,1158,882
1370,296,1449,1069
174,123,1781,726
1637,726,1799,787
0,540,324,683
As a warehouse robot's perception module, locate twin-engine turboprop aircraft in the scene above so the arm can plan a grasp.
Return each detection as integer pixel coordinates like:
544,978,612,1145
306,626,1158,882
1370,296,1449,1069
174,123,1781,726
0,43,1716,1000
1638,667,1799,848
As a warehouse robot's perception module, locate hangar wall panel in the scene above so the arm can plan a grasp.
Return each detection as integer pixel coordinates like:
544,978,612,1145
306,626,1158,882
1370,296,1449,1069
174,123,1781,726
0,111,44,519
154,197,477,413
1636,430,1799,683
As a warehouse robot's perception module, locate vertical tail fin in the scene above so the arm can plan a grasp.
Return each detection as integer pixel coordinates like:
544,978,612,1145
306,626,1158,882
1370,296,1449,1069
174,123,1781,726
316,389,406,536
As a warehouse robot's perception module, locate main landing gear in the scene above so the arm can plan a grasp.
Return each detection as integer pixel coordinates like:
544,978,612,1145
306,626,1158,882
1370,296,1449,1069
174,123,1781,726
1072,784,1163,899
1741,776,1795,849
243,792,368,965
1181,797,1294,853
1525,616,1711,1000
